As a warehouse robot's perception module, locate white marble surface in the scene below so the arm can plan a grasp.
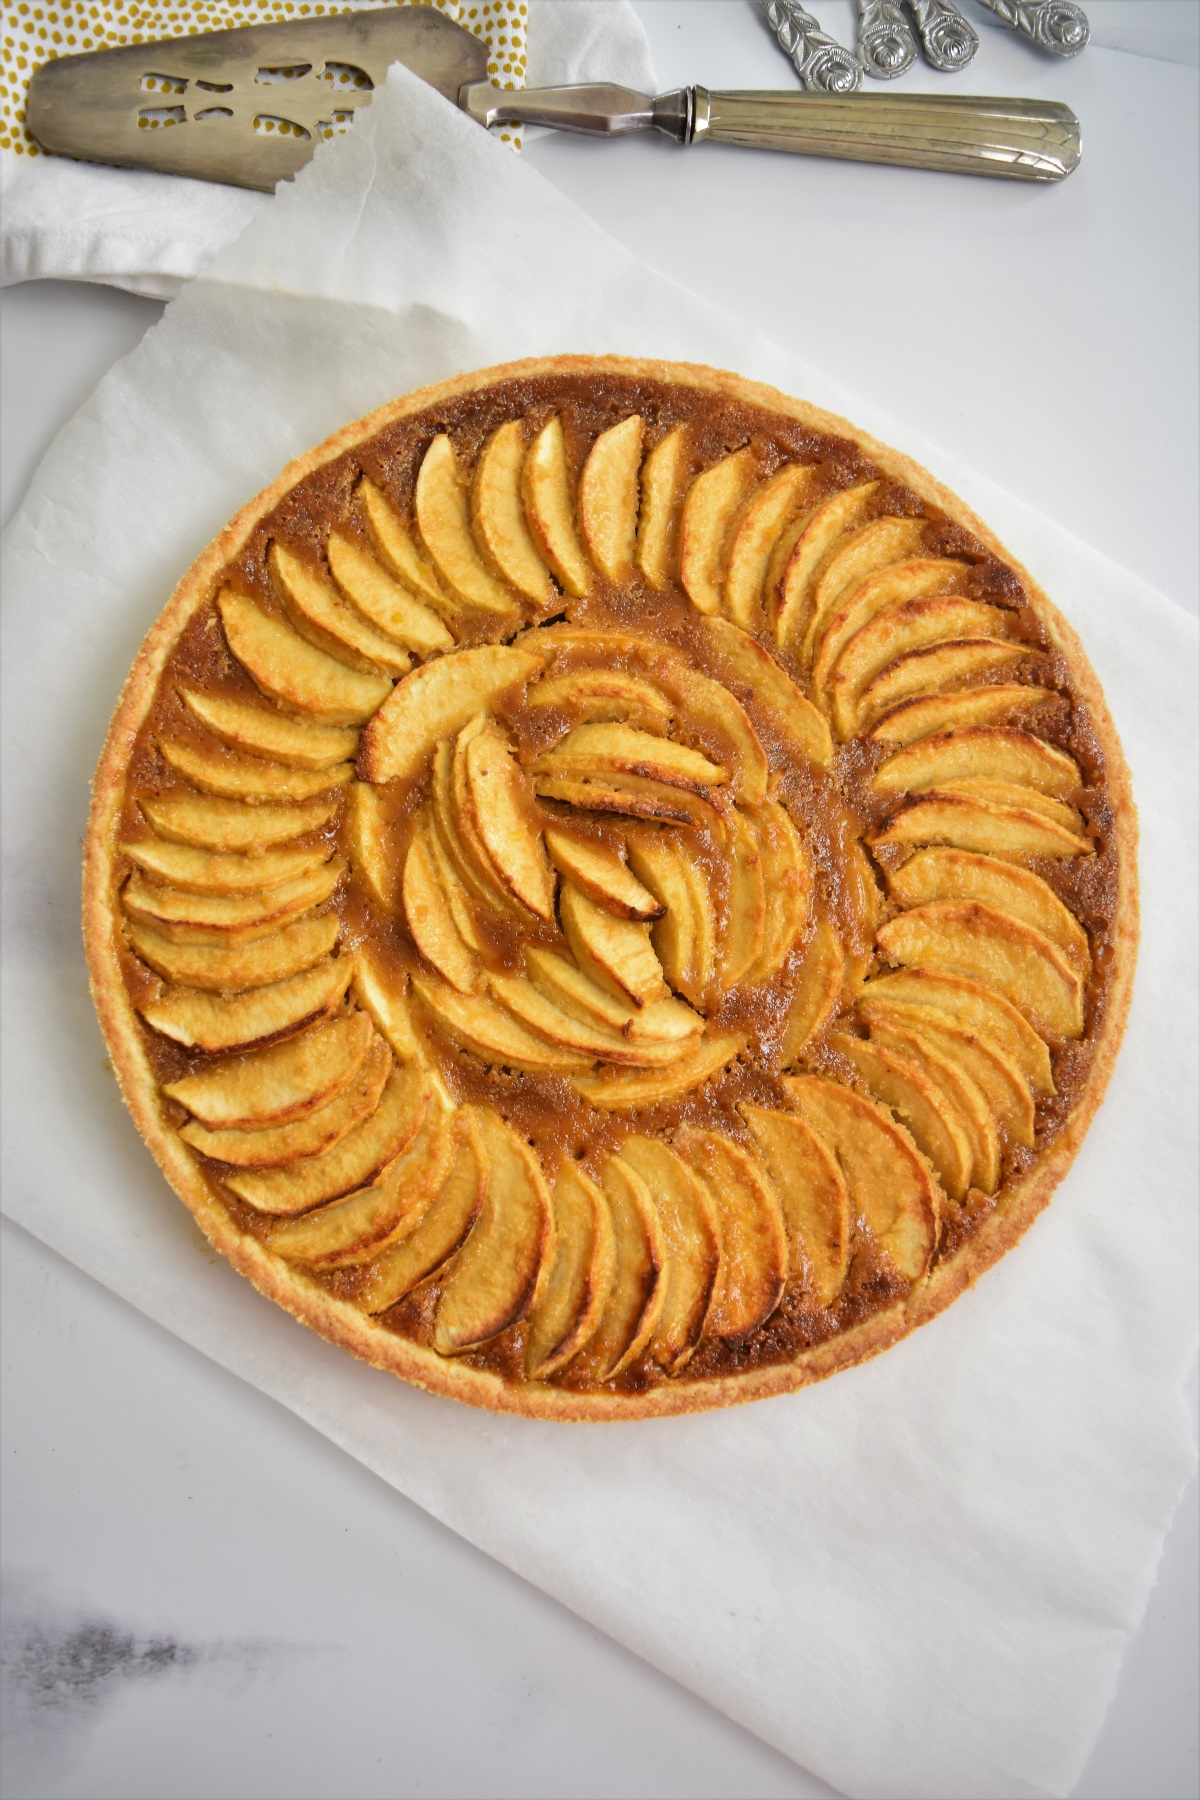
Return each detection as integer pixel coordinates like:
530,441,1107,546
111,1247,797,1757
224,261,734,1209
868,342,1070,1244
2,4,1197,1796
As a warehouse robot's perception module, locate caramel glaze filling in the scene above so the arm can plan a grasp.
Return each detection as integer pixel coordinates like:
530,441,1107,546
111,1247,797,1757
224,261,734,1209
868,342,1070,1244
114,373,1120,1393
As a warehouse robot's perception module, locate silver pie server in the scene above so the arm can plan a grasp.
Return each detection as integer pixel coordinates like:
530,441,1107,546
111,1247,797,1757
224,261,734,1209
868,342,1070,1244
26,5,1081,189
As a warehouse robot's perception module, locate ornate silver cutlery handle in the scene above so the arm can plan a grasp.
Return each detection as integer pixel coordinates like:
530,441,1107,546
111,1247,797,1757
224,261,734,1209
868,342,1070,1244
761,0,862,94
908,0,979,71
857,0,916,80
975,0,1090,57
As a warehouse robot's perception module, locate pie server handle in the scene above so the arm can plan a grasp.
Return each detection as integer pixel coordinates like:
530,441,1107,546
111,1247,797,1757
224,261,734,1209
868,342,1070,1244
461,85,1081,183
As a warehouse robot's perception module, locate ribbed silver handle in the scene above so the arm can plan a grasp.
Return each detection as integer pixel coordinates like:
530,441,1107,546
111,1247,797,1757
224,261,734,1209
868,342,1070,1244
694,90,1080,181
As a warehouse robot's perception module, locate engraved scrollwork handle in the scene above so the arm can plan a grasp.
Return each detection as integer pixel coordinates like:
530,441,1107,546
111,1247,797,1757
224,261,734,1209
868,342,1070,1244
908,0,980,72
856,0,917,81
761,0,863,94
692,90,1081,182
975,0,1091,57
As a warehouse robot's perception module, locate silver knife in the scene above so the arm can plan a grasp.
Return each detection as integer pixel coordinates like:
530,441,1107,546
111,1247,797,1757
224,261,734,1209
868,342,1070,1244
27,6,1080,187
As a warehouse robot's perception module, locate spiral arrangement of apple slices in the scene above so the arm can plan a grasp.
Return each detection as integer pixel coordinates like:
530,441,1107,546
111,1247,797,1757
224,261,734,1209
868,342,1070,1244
117,392,1103,1393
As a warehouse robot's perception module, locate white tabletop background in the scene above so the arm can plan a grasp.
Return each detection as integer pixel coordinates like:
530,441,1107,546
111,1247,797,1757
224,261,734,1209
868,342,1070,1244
1,4,1196,1796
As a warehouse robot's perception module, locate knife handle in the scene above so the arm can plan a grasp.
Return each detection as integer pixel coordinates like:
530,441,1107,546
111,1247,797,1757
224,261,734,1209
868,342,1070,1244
691,89,1080,181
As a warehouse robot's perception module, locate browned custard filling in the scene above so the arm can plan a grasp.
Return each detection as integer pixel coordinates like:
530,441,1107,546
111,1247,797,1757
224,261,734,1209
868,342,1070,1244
109,372,1119,1398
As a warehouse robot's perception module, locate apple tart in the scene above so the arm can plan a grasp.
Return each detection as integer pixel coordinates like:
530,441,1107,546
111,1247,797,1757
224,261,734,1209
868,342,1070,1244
84,357,1137,1419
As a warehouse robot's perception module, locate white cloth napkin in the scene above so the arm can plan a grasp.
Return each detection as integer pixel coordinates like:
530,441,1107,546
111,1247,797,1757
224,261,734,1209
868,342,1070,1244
0,0,655,298
2,61,1196,1800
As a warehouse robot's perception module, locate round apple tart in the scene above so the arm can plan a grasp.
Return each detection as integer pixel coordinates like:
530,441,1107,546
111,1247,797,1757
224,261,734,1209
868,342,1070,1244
84,357,1137,1419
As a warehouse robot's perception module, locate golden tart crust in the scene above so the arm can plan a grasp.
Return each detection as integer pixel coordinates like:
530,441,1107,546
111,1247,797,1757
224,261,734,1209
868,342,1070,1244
84,357,1138,1421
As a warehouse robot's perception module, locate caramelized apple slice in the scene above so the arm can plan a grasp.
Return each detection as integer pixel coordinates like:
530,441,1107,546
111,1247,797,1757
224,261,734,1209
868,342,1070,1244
435,1108,552,1353
126,911,339,991
269,1092,455,1269
528,669,673,734
544,828,662,921
559,882,667,1008
122,858,343,943
927,778,1083,834
865,1021,1002,1193
780,915,844,1063
636,425,688,588
698,617,832,769
414,435,520,616
868,684,1054,748
523,948,702,1043
449,718,526,917
178,691,357,770
738,1104,850,1304
139,957,351,1054
180,1035,391,1168
858,639,1030,727
219,590,393,726
724,464,819,629
829,599,1015,741
412,973,594,1073
873,791,1093,861
464,722,556,920
888,849,1089,972
678,448,759,616
579,1155,666,1380
326,531,454,657
719,807,766,991
858,997,1034,1148
341,781,394,913
625,831,698,998
675,1129,787,1340
873,728,1081,800
678,849,717,1008
471,420,556,605
782,1075,940,1281
857,968,1054,1095
810,557,966,703
833,1032,973,1199
535,723,726,795
358,1110,487,1312
160,737,353,804
620,1136,720,1372
520,416,590,597
877,900,1085,1039
403,821,483,994
432,736,506,917
571,1032,745,1110
358,476,458,617
534,774,710,828
165,1010,374,1128
357,644,542,784
525,1162,617,1379
655,665,768,804
800,516,929,671
225,1060,429,1214
488,974,684,1068
140,793,337,853
269,542,411,677
121,838,329,896
578,414,644,582
351,954,426,1064
773,482,879,647
746,800,810,984
422,802,483,952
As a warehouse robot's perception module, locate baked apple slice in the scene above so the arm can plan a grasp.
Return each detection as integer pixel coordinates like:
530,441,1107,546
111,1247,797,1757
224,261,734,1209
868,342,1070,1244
534,723,727,795
140,793,338,853
403,822,484,995
801,516,928,669
674,1129,787,1340
487,974,684,1069
619,1135,720,1373
523,948,702,1043
178,690,358,770
868,684,1054,749
326,531,454,657
571,1031,745,1110
809,557,966,703
746,801,810,984
125,910,339,991
160,737,353,804
773,482,878,647
164,1009,374,1128
873,790,1093,861
857,639,1031,727
718,807,767,991
137,956,351,1054
738,1104,851,1306
525,1162,617,1379
358,1110,488,1313
872,728,1081,800
434,1108,552,1354
858,996,1034,1148
218,590,392,725
698,617,833,768
357,643,542,784
857,967,1054,1095
520,417,591,598
581,1155,666,1381
678,448,759,617
636,425,688,588
828,597,1014,742
782,1074,940,1282
269,542,412,677
527,668,673,734
834,1031,975,1200
578,414,643,582
463,722,556,920
861,1020,1000,1193
887,849,1090,972
780,915,843,1063
471,420,556,605
412,974,594,1074
121,837,330,896
179,1035,391,1168
122,858,344,943
414,435,521,617
876,900,1085,1039
358,476,459,617
723,464,819,629
224,1059,430,1214
544,828,662,921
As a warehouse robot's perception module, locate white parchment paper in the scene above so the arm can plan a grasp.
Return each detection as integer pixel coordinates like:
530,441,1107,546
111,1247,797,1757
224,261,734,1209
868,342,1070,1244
2,64,1197,1800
